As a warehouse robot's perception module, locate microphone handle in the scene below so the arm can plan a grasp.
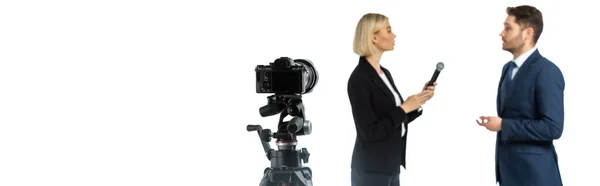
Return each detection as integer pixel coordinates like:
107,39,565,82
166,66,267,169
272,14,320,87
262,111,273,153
427,70,441,87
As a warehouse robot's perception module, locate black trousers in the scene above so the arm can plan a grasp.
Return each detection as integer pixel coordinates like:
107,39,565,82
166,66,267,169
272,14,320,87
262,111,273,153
351,168,400,186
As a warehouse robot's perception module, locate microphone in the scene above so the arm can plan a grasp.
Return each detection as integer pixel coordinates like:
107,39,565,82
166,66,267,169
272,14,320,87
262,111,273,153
427,62,445,87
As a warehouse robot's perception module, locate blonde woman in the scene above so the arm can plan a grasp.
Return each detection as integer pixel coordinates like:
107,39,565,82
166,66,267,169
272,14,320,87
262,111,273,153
347,13,436,186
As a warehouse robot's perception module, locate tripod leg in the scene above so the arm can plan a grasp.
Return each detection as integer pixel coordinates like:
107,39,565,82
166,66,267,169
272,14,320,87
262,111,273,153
259,168,272,186
259,167,312,186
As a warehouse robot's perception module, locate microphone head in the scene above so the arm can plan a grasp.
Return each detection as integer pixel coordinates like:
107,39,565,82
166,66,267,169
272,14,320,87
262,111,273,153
436,62,445,70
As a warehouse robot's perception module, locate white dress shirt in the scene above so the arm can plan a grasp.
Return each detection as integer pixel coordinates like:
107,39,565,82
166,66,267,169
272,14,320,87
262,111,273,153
510,46,538,80
378,73,406,137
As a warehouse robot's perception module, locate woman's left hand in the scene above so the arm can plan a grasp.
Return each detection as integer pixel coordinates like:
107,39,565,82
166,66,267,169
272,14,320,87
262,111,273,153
421,81,437,103
422,81,437,91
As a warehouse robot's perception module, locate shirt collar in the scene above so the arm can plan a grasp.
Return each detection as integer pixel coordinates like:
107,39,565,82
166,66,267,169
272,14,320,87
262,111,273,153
513,46,538,67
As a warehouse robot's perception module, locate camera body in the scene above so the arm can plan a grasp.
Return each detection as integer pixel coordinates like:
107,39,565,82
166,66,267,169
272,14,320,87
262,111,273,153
255,57,317,95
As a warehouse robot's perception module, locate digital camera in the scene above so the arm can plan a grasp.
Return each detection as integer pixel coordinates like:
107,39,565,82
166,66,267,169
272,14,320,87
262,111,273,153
255,57,318,95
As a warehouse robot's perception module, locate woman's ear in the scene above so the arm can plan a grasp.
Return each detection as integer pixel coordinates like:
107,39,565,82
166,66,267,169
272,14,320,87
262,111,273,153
371,33,378,44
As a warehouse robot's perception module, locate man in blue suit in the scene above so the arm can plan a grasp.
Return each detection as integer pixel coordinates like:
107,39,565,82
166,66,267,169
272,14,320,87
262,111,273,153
477,5,565,186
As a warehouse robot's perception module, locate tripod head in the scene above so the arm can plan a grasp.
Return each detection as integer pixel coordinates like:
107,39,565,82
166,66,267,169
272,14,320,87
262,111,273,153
247,94,311,164
247,94,313,186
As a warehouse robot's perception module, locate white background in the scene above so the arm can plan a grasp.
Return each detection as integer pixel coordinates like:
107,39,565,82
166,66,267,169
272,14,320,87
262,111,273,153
1,0,599,185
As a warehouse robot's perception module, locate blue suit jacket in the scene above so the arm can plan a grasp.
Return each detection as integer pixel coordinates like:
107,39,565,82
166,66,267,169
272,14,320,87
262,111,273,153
495,49,565,186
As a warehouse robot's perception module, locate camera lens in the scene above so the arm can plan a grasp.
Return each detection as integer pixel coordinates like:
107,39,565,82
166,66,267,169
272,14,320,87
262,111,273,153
294,59,318,94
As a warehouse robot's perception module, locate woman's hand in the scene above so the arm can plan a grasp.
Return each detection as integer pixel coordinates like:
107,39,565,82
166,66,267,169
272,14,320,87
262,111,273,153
400,90,433,112
421,81,437,104
422,81,437,91
399,81,438,112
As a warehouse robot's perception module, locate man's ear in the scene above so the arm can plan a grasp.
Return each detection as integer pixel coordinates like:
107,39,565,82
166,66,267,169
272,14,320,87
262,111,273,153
525,27,534,41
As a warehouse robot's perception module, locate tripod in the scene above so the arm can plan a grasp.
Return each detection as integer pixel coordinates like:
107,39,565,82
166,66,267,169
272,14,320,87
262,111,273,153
247,94,313,186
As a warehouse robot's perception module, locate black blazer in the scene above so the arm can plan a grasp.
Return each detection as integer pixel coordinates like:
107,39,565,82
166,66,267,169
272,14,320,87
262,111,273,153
347,56,422,174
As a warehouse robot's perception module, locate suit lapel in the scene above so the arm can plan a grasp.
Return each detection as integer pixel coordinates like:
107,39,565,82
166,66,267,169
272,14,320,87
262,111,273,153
497,64,509,115
358,56,396,103
500,50,541,114
371,76,396,102
383,68,404,103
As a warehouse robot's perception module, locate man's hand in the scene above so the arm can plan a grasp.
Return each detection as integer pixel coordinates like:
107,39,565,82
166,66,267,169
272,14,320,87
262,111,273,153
477,116,502,131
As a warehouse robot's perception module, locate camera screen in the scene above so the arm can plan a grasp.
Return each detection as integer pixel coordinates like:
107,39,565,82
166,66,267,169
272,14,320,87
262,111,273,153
271,71,302,93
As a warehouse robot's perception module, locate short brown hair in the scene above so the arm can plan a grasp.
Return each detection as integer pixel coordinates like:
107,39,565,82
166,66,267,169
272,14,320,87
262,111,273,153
506,5,544,44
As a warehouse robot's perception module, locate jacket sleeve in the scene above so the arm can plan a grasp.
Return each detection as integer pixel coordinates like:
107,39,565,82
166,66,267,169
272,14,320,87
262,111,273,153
348,78,407,142
406,107,423,124
500,63,565,141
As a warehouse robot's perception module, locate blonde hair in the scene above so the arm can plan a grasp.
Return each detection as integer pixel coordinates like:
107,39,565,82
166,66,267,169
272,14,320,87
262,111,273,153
353,13,389,56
